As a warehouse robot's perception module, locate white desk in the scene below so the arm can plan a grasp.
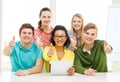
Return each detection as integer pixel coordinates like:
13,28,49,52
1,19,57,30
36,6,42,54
0,72,120,82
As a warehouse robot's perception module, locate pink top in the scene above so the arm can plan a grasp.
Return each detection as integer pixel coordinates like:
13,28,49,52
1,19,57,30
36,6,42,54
34,27,53,48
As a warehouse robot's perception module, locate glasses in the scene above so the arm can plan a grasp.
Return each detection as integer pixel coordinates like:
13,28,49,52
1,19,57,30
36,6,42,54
54,35,66,39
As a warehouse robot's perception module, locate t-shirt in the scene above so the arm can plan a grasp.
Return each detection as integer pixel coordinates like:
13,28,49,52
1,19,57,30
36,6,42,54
10,41,43,72
43,46,75,72
34,27,53,48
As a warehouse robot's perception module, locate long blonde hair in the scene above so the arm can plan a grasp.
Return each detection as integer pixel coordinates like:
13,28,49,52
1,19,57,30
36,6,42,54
70,13,84,44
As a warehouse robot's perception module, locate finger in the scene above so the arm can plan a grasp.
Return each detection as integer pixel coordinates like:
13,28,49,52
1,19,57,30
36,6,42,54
13,36,15,41
50,43,53,48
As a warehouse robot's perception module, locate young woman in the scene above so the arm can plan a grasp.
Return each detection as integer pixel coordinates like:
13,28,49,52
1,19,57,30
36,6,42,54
43,25,75,75
74,23,113,76
34,7,53,48
69,13,84,50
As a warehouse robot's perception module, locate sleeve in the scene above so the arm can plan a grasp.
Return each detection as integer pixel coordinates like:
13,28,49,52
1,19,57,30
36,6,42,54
36,48,43,59
74,49,86,74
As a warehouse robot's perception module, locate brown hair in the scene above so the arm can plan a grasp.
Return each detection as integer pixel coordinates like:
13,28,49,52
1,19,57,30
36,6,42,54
84,23,98,33
19,23,34,35
38,7,51,30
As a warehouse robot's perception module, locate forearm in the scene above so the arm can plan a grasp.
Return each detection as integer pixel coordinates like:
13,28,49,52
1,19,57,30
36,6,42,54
26,65,43,74
75,65,86,74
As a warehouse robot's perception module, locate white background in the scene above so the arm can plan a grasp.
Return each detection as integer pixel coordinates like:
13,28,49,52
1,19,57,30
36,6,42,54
1,0,114,71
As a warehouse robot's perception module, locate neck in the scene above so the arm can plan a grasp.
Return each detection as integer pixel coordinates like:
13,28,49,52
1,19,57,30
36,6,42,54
42,25,51,33
55,45,64,52
55,45,64,60
21,42,31,49
83,43,94,52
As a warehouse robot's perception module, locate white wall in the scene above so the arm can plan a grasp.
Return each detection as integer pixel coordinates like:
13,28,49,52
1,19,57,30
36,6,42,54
56,0,112,40
1,0,51,71
1,0,116,71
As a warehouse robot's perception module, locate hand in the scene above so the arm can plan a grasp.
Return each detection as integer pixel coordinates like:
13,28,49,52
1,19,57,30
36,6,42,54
15,70,29,76
104,41,112,54
84,68,96,76
47,46,54,57
8,36,15,48
36,37,43,48
70,38,77,50
67,66,75,76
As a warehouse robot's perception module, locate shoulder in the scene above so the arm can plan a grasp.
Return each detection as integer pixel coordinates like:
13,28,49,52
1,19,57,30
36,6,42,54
94,40,104,45
65,48,74,55
31,43,42,51
14,41,21,47
67,30,73,38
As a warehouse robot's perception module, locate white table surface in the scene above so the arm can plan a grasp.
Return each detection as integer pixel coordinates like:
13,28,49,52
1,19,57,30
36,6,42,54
0,72,120,82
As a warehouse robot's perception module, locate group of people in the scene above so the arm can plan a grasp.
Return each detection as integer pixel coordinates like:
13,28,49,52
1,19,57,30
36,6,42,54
3,7,113,76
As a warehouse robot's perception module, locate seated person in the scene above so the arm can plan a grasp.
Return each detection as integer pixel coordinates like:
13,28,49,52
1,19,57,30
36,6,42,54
74,23,113,76
3,23,44,76
43,25,75,75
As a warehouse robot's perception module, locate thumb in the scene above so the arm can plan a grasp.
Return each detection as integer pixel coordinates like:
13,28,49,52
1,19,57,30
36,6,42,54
50,43,53,48
13,36,15,42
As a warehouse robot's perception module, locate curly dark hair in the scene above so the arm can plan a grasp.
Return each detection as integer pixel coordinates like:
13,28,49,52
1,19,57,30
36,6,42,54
50,25,70,48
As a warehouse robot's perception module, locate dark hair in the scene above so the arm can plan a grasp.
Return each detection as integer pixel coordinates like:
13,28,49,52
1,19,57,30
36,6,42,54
38,7,51,29
19,23,34,35
50,25,70,48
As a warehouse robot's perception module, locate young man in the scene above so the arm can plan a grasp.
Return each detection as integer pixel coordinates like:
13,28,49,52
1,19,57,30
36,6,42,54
3,23,44,76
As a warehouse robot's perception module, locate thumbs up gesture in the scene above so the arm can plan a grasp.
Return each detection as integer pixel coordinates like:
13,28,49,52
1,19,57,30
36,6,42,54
8,36,15,48
47,44,54,57
3,36,16,56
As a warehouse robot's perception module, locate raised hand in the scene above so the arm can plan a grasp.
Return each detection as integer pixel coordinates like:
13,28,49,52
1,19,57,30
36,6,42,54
3,36,16,56
36,37,43,48
8,36,15,48
104,41,112,54
70,37,77,50
47,44,54,57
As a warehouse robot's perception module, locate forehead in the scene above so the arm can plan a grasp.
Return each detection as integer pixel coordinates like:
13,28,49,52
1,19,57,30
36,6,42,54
73,16,82,20
41,11,51,16
85,29,97,33
55,30,66,35
21,28,33,32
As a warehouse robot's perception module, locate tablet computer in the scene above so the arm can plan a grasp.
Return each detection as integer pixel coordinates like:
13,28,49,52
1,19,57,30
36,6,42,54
50,60,73,75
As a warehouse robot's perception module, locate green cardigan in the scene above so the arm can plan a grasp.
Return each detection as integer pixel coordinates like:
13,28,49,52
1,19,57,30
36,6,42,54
74,40,108,74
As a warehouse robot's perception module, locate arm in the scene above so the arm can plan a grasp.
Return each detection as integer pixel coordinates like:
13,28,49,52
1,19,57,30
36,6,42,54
74,51,86,74
3,36,15,56
15,58,44,76
74,51,96,76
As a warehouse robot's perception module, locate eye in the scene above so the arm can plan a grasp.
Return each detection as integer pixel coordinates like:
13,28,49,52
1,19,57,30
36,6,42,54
48,16,51,18
91,33,95,36
43,16,46,18
85,32,89,35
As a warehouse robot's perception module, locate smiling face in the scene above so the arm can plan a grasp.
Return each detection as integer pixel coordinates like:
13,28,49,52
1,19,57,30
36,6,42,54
53,30,67,47
40,11,52,27
20,28,33,44
84,28,97,44
72,16,83,31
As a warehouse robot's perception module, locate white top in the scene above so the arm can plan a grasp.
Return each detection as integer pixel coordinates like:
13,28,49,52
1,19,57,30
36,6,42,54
0,72,120,82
